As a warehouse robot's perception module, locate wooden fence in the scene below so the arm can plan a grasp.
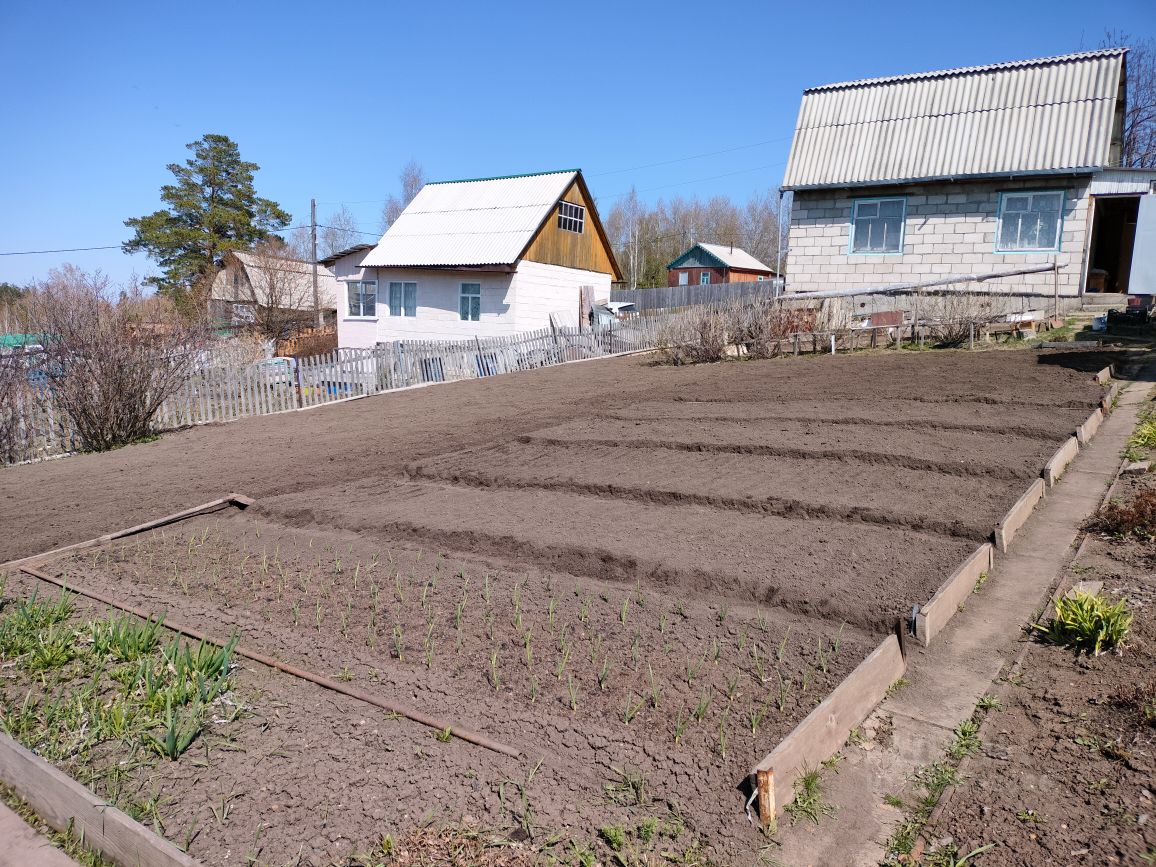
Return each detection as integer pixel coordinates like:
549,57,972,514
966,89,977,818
611,279,783,311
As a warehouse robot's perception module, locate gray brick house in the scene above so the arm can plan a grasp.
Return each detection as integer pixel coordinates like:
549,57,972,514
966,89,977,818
781,49,1156,298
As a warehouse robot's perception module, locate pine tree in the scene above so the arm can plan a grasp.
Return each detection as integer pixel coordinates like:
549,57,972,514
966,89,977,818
123,134,290,311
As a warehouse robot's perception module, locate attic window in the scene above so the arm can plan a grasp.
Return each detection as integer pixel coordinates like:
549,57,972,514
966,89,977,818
557,201,585,234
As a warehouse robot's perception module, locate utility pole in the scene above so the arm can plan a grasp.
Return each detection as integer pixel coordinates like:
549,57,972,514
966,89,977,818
310,197,322,328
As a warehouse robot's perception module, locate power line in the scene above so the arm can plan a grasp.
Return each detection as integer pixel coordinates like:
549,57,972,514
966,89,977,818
0,245,122,256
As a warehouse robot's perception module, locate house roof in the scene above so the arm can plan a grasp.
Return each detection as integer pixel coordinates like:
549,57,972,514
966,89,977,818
783,48,1127,190
210,250,341,310
317,243,374,267
671,242,775,273
359,170,581,268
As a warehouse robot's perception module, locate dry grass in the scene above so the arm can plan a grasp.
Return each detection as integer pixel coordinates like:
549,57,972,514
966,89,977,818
1086,489,1156,539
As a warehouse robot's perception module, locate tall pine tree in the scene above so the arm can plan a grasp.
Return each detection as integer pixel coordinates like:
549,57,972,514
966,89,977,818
123,134,290,311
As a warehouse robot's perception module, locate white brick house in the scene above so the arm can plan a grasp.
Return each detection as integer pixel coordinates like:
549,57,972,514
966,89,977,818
327,170,621,349
782,49,1156,298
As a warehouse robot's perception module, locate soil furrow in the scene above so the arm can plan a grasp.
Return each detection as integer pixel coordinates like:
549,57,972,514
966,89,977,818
518,435,1034,481
402,466,993,542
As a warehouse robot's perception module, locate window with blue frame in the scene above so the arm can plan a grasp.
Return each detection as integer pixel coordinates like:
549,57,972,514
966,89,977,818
850,197,906,254
996,191,1063,252
388,282,417,317
699,271,711,285
460,282,481,321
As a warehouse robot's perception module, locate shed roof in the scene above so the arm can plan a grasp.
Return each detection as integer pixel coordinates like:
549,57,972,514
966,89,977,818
211,250,341,310
783,48,1127,190
669,242,776,273
317,243,374,267
360,170,581,268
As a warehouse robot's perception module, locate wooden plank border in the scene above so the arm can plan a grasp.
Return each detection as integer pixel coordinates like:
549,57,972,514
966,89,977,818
914,543,994,646
1076,408,1104,446
0,731,199,867
1043,437,1080,488
994,478,1046,553
750,633,906,822
1101,381,1122,414
1094,365,1113,385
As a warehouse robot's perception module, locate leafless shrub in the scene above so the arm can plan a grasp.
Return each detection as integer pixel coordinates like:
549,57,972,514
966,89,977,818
235,241,318,340
25,266,207,452
733,301,819,358
655,305,729,364
0,353,36,464
919,291,1006,347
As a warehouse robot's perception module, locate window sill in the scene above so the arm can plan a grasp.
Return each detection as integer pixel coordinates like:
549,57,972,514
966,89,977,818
344,316,379,322
994,249,1062,255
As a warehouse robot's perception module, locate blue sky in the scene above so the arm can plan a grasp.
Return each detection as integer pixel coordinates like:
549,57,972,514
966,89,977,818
1,0,1153,286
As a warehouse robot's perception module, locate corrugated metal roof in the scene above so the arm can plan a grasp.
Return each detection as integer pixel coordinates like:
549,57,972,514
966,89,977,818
1090,168,1156,195
783,49,1126,190
211,251,341,310
360,170,578,268
695,243,775,272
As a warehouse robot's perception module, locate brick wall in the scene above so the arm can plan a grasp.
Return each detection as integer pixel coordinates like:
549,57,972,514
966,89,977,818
786,177,1091,296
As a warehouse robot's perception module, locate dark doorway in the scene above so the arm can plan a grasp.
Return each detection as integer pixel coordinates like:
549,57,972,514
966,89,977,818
1087,196,1140,293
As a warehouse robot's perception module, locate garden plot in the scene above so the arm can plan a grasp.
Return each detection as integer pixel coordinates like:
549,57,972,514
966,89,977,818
7,518,872,865
406,441,1030,541
523,416,1063,480
263,480,977,632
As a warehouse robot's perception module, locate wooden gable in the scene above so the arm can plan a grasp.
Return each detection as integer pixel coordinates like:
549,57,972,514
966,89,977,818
519,175,622,280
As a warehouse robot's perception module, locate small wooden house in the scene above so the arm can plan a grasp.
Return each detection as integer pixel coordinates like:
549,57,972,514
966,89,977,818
332,170,621,348
666,242,777,287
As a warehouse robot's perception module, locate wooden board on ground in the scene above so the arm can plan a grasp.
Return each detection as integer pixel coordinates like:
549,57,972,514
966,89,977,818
750,634,906,822
915,543,994,646
1076,408,1104,446
994,478,1046,552
1043,438,1080,488
0,732,198,867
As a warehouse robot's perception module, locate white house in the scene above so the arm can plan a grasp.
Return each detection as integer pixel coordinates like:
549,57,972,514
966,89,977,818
782,48,1156,298
327,170,622,348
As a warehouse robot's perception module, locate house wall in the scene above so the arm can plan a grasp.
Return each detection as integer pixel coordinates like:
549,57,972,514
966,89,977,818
335,260,611,348
786,177,1092,296
667,267,727,287
521,179,619,276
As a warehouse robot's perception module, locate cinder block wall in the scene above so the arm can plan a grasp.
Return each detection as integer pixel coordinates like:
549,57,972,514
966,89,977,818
786,177,1091,296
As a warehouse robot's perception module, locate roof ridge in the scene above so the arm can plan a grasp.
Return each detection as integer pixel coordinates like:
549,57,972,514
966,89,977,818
806,47,1128,93
426,169,580,186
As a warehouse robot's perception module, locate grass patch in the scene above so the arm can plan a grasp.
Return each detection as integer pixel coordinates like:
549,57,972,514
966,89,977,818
782,764,836,826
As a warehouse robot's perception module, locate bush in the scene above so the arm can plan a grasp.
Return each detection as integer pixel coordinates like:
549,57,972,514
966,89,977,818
655,306,729,364
1034,590,1132,656
1086,489,1156,539
735,301,818,358
25,266,207,452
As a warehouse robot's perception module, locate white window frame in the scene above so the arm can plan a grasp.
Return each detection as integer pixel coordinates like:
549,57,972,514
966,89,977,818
388,281,417,317
995,190,1065,253
459,282,481,321
346,280,377,318
677,271,689,286
557,201,585,234
699,271,711,285
849,196,907,255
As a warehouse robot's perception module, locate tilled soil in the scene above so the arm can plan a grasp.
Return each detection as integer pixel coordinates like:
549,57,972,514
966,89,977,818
927,472,1156,866
27,517,870,865
0,347,1123,864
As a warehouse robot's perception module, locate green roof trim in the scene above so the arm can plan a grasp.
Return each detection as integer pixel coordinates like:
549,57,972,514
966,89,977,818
666,243,725,271
426,169,581,186
0,333,44,349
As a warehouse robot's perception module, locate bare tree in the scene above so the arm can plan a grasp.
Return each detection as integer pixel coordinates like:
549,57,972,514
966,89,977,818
1103,32,1156,168
237,241,318,340
24,266,206,452
379,160,427,232
320,205,363,257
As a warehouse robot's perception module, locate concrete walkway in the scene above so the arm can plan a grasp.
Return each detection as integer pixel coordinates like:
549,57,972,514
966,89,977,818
774,373,1153,866
0,803,80,867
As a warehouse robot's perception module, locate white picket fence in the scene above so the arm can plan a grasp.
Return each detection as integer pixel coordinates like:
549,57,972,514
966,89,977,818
3,317,668,465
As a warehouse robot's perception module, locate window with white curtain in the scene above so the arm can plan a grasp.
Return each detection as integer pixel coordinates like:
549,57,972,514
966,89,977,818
996,191,1063,252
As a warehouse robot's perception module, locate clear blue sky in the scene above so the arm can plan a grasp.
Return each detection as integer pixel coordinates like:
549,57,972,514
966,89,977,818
1,0,1152,286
